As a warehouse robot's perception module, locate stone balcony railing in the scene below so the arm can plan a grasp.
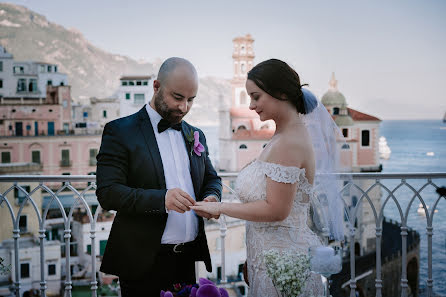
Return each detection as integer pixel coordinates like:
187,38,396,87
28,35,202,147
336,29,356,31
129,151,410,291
0,173,445,297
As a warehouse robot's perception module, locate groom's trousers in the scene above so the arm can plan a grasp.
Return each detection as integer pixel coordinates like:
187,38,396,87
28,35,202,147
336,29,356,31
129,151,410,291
119,240,198,297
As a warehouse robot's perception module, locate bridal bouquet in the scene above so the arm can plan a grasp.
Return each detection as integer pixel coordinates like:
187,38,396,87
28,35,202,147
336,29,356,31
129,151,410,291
263,249,311,297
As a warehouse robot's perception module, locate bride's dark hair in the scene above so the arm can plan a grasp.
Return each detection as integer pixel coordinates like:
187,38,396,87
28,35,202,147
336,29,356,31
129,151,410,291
247,59,308,114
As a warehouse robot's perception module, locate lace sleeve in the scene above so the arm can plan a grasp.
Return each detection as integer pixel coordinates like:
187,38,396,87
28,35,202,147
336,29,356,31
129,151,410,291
260,161,304,184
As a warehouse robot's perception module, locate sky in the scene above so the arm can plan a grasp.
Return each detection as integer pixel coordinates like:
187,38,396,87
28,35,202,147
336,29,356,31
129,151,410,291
3,0,446,119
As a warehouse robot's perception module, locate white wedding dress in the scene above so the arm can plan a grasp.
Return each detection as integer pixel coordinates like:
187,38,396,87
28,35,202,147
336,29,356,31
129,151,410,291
235,160,324,297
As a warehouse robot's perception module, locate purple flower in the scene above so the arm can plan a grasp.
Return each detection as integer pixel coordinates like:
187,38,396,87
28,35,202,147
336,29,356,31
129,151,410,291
160,291,174,297
193,131,205,156
190,287,198,297
196,284,220,297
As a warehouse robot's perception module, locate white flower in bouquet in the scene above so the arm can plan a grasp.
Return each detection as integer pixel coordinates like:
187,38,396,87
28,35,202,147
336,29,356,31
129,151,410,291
263,249,311,297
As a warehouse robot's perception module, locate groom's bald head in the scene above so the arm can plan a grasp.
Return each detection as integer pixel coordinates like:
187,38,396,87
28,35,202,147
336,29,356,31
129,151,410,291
157,57,198,85
150,57,198,123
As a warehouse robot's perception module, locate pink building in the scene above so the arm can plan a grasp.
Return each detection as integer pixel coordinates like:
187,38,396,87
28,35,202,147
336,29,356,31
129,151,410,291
0,85,101,177
0,85,72,137
322,73,381,172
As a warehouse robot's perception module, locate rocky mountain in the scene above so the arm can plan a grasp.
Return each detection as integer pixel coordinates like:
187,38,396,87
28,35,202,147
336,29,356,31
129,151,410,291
0,3,230,125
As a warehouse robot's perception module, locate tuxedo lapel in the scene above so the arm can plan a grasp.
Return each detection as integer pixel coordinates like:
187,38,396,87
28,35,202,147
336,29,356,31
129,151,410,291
137,107,166,188
181,123,200,199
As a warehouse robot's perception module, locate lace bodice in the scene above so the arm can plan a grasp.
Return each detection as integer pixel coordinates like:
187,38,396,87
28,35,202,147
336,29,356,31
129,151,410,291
235,160,324,297
235,160,314,229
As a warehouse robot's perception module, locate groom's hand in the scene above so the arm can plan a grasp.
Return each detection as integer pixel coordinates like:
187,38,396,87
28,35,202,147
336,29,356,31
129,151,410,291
165,188,195,213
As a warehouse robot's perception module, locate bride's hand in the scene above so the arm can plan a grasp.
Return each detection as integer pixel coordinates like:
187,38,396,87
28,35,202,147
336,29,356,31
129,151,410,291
191,201,222,216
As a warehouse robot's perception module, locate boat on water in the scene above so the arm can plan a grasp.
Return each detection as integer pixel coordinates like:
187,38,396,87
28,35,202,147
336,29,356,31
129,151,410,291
417,203,438,215
443,112,446,123
379,136,391,160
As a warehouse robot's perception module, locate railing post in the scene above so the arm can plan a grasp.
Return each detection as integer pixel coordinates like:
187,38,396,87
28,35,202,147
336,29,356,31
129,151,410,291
64,228,72,297
349,225,356,297
400,226,408,297
13,228,20,297
39,228,47,297
426,226,433,297
219,216,227,284
375,226,382,297
90,228,98,297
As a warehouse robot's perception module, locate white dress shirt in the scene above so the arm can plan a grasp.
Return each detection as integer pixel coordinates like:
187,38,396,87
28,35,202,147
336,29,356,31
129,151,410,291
146,103,198,244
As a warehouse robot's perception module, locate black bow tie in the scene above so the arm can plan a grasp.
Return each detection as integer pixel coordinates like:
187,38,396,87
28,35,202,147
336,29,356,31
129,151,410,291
157,119,182,133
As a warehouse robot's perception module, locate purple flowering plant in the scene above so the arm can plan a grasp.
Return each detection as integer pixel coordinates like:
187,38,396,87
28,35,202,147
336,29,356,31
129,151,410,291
160,278,229,297
185,129,205,157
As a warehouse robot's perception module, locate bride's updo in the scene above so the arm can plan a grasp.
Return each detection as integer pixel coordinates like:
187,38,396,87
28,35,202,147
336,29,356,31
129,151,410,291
247,59,308,114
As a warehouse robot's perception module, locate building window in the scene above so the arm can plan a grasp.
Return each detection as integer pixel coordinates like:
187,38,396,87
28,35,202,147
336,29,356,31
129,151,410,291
40,65,45,72
60,81,64,86
54,66,58,72
83,111,88,118
15,185,31,205
61,149,70,167
333,107,340,115
17,79,26,92
100,240,107,256
239,144,247,149
13,66,24,74
361,130,370,147
136,81,142,86
0,61,2,72
89,149,98,166
143,80,148,86
29,79,37,92
341,143,350,150
32,150,41,164
125,93,130,100
237,125,247,131
47,65,52,72
122,81,128,86
1,151,11,163
103,110,107,118
48,264,56,276
134,93,145,104
19,215,27,233
129,81,135,86
217,266,222,280
0,79,3,88
87,244,92,255
47,80,52,86
342,128,348,138
20,263,30,279
63,123,69,134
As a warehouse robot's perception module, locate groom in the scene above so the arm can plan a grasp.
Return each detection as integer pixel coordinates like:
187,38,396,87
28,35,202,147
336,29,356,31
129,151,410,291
96,57,222,296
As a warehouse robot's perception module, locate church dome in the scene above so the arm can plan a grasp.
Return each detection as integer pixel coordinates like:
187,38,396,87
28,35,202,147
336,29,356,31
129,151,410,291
321,90,347,106
321,72,347,106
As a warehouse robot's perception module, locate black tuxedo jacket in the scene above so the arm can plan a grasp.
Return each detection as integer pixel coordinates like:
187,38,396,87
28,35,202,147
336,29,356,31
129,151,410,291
95,106,222,280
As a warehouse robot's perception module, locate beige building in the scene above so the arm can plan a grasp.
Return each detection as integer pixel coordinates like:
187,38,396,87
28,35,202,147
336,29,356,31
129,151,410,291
0,163,42,244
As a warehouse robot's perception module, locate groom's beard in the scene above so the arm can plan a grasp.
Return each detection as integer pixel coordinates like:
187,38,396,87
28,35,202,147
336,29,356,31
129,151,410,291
154,89,187,124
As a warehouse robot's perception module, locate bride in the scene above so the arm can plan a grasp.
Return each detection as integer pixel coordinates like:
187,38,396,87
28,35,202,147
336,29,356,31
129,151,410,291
192,59,345,296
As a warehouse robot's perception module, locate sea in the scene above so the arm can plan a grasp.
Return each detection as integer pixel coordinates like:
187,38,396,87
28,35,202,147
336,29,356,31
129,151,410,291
198,120,446,296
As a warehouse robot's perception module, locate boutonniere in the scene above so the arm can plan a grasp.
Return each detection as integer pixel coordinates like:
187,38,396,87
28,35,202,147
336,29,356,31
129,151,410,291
185,128,205,156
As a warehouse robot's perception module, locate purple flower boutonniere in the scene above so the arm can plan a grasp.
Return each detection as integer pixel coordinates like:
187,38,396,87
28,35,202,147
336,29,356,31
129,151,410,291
185,129,205,156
